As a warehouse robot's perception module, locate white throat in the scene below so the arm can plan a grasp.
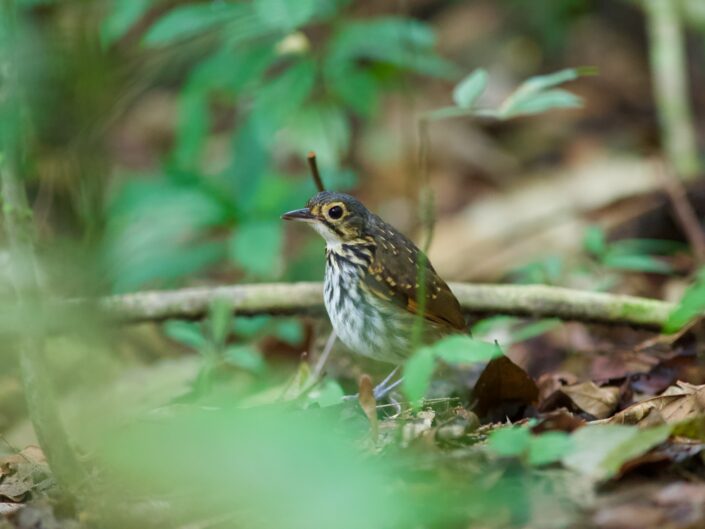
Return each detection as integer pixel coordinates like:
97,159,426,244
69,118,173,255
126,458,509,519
311,221,344,250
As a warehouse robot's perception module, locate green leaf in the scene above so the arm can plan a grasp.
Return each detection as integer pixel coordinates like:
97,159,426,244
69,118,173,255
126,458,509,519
602,253,672,274
104,179,229,292
281,104,350,168
430,335,503,364
563,424,670,480
253,59,317,137
403,347,435,404
498,67,593,119
665,268,705,332
101,0,152,45
583,225,606,257
224,344,266,373
452,69,487,109
488,427,531,457
253,0,317,31
228,115,268,209
233,315,272,338
164,321,206,350
325,18,455,80
510,319,561,344
307,379,345,407
273,319,304,345
527,432,573,466
143,4,239,46
600,424,671,477
229,220,283,277
501,88,582,118
327,66,379,117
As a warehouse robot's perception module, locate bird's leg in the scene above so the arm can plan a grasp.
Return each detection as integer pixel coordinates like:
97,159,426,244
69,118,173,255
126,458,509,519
313,331,336,379
372,366,403,401
342,366,403,402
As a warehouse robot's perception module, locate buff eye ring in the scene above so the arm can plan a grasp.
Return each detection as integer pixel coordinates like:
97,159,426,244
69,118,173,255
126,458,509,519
327,205,344,220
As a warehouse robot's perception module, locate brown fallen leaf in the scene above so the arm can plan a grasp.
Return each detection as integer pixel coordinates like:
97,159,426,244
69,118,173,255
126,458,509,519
471,355,538,421
0,446,51,504
560,381,620,419
358,374,378,442
606,381,705,425
531,409,586,434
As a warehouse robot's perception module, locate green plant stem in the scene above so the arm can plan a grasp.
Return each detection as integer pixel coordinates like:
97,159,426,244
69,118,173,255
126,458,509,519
0,0,85,492
90,282,673,330
0,163,86,492
644,0,701,180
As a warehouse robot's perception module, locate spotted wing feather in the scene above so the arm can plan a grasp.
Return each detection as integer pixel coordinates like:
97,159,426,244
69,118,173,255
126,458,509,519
362,217,465,331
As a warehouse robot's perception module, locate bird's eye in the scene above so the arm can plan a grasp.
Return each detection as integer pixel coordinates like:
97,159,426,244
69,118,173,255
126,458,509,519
328,205,344,220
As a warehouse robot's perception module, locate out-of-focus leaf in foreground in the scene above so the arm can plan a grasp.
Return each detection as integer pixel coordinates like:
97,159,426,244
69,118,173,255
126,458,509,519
94,405,401,529
665,267,705,333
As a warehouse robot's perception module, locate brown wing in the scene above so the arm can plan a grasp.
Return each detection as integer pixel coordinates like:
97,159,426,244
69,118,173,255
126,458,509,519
363,221,465,331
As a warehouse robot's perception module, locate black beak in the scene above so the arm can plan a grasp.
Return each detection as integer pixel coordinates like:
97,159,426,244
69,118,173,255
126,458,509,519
281,208,315,221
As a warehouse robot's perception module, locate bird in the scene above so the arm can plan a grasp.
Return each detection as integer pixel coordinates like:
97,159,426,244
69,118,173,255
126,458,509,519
282,191,465,364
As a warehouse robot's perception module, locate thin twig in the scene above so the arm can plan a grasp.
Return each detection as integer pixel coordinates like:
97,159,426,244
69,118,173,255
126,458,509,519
307,151,325,192
658,161,705,265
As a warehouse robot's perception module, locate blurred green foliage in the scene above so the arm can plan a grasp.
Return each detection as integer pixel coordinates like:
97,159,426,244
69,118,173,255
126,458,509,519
403,335,502,404
665,267,705,333
98,0,455,292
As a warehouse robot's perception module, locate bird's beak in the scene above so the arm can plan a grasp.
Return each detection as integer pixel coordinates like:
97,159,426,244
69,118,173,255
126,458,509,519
281,207,315,222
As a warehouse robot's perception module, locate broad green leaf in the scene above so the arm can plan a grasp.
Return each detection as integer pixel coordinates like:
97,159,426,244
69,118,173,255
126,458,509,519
563,424,670,480
498,67,593,119
229,220,283,277
501,88,582,118
224,344,266,373
173,86,209,169
253,0,317,31
164,321,207,350
274,319,304,345
104,179,229,292
233,315,272,338
602,253,672,274
488,426,530,457
327,66,379,117
403,347,435,404
253,59,317,137
452,69,487,109
325,18,455,80
307,379,345,407
665,268,705,332
583,225,606,257
430,335,502,364
527,432,573,466
143,4,239,46
101,0,152,45
510,319,561,344
600,424,671,477
228,115,268,209
281,104,350,168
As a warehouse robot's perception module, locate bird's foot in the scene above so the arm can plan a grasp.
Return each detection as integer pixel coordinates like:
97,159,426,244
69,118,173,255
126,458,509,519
342,367,403,402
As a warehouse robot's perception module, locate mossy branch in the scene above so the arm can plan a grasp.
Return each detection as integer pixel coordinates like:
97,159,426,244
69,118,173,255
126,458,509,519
97,282,674,330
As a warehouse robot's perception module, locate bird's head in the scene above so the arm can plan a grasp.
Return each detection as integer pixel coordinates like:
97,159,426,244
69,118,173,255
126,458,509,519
282,191,370,245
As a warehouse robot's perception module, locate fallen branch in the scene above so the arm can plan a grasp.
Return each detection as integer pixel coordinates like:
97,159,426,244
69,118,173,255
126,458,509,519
97,282,675,330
